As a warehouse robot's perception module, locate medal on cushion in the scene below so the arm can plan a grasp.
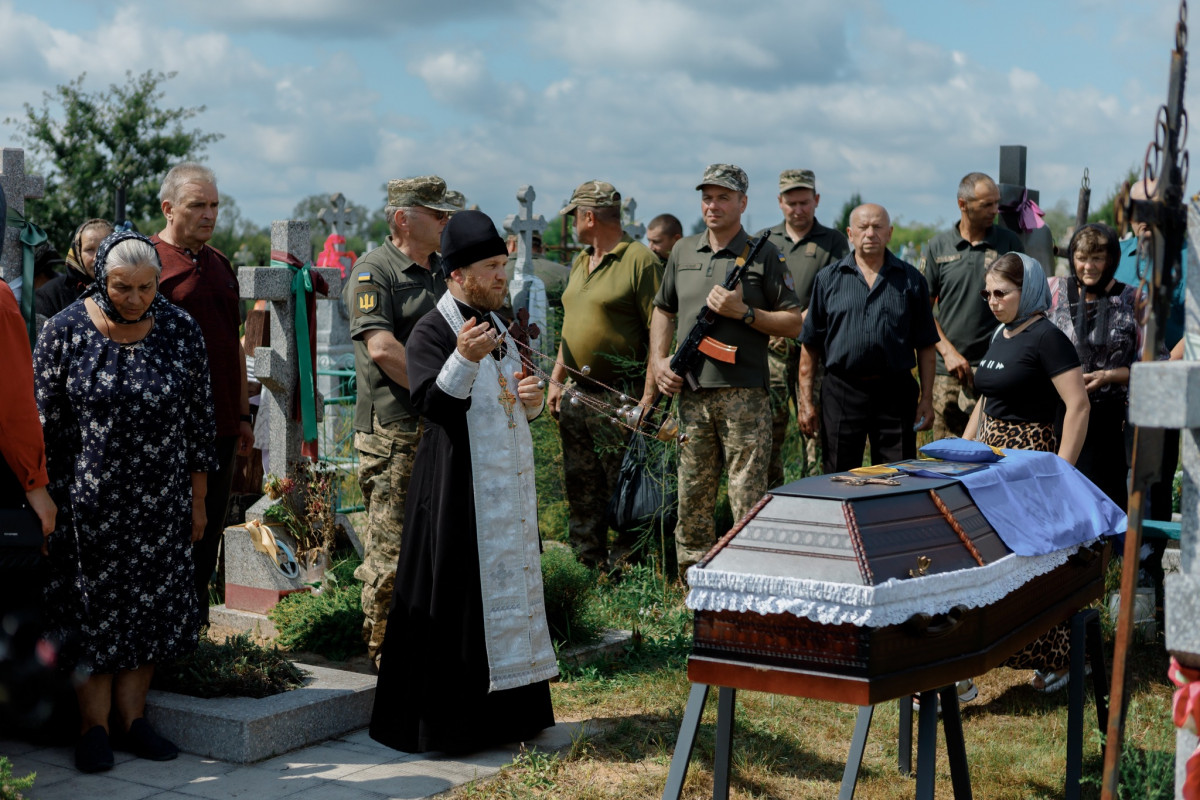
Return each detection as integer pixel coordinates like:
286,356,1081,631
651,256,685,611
496,370,518,428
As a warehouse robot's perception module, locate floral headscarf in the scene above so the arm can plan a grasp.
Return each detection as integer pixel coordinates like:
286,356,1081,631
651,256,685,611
82,229,167,325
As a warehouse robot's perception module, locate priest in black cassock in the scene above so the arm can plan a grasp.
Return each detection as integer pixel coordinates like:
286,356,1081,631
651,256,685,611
369,209,557,754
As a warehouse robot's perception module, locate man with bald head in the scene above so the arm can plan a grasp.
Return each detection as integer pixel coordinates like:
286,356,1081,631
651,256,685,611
799,204,938,474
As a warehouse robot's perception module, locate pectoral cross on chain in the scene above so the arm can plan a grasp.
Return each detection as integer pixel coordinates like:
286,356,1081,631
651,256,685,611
496,372,518,428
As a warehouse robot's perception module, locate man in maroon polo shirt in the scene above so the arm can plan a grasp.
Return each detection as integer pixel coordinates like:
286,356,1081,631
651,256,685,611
152,162,254,624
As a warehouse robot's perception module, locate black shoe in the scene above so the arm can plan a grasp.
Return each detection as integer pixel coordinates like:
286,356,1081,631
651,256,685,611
75,725,115,773
125,718,179,761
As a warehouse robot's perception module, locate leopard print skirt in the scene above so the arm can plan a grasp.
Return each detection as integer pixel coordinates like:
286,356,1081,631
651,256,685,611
978,414,1071,673
977,413,1057,453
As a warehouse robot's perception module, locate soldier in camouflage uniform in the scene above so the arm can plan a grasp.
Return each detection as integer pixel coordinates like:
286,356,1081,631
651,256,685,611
343,175,456,668
757,169,850,485
552,180,662,569
650,165,802,581
919,172,1023,440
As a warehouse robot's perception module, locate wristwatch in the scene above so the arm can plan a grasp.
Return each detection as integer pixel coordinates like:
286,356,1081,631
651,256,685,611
741,306,756,326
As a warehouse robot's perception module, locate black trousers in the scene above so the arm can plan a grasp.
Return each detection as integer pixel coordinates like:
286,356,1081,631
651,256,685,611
194,434,238,625
820,371,918,474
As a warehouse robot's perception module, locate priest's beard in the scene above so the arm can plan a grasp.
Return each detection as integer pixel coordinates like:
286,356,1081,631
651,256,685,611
461,273,506,312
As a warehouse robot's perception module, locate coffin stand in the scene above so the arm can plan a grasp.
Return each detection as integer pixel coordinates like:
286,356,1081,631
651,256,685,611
663,473,1111,800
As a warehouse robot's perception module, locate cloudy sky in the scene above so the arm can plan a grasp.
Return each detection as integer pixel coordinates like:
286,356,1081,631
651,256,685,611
0,0,1191,242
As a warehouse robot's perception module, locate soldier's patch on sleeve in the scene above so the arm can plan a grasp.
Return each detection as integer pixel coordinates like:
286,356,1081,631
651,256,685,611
357,272,373,282
355,285,379,316
783,271,796,292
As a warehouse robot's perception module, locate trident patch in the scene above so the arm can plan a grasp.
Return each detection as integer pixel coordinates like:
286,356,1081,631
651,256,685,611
355,286,378,316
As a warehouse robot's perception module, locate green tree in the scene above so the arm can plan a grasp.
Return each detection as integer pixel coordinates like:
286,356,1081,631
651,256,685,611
835,192,863,232
1088,166,1140,230
210,194,269,263
5,70,222,249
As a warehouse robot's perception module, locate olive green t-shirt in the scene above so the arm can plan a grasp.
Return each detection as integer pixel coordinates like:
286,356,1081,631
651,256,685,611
919,222,1024,375
654,228,800,390
758,218,850,310
344,239,446,431
559,237,662,387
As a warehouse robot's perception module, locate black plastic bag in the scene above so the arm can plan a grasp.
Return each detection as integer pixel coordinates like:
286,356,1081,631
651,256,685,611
606,429,677,535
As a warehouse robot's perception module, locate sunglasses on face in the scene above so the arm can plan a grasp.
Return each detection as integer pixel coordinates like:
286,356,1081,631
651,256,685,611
414,207,449,221
979,288,1017,301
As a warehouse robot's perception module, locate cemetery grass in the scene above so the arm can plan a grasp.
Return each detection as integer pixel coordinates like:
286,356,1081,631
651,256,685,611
451,417,1177,799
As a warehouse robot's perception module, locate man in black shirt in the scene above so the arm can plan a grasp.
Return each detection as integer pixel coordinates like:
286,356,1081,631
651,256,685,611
799,203,938,473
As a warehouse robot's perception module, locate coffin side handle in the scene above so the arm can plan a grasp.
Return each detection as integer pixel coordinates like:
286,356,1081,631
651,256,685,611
905,604,968,637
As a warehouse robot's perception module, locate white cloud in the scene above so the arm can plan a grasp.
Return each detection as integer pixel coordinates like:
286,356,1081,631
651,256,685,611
409,50,528,119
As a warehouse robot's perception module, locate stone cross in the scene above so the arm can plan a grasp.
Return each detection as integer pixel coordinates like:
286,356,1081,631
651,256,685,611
1,148,46,284
622,196,645,241
318,192,359,239
502,186,550,359
1128,199,1199,788
232,244,255,266
503,185,547,283
996,144,1057,274
238,220,344,489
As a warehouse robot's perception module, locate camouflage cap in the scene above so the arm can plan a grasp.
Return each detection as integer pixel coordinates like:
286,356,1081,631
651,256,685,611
696,164,748,194
444,190,467,211
779,169,817,194
559,180,621,215
387,175,458,212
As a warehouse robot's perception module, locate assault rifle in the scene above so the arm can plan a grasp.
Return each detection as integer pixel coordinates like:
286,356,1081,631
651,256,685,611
668,233,769,391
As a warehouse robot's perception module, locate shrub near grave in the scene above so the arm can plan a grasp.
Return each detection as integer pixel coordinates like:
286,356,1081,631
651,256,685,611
541,546,601,647
153,633,305,699
267,553,367,662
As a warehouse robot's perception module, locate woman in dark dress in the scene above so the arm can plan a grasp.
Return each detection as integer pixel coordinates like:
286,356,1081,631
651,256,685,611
1047,223,1141,507
34,230,217,772
35,218,114,320
965,252,1090,693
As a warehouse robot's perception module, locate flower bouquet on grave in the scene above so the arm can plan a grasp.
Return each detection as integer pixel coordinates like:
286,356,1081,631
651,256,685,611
259,461,344,588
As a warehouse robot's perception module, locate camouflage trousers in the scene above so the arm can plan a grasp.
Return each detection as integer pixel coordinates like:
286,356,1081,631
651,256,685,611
767,342,821,487
931,373,977,441
676,387,770,580
559,380,632,568
353,413,423,668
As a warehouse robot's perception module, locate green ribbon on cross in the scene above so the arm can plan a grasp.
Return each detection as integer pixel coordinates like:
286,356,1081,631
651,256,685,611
270,253,318,443
5,207,48,348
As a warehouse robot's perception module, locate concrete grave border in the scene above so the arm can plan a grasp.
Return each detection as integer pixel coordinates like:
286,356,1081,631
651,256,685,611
144,663,375,764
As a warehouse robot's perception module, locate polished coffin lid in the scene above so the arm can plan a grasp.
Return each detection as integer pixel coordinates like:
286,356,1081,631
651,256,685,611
686,471,1095,629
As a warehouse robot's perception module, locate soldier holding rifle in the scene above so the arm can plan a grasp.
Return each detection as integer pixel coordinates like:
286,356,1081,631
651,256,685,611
649,164,802,581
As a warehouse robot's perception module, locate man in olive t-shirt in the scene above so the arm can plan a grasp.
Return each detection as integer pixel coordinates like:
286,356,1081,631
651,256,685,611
758,169,850,485
919,172,1023,440
550,180,662,570
650,164,802,581
343,175,455,668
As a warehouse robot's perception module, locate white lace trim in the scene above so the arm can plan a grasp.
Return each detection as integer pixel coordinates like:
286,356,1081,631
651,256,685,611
685,541,1095,628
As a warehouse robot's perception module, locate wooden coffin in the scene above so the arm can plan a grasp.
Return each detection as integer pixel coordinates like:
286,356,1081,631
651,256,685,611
687,474,1109,705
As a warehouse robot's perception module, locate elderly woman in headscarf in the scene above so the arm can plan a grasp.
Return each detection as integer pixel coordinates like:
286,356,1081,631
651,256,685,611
964,252,1089,463
34,230,217,773
36,218,115,320
963,252,1090,694
1046,223,1141,507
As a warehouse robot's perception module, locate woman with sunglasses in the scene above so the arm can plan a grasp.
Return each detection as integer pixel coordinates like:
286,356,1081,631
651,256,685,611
964,252,1090,694
1046,223,1142,508
964,252,1089,464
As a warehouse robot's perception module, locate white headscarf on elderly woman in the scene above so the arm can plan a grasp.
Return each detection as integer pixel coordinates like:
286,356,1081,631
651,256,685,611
1005,252,1053,331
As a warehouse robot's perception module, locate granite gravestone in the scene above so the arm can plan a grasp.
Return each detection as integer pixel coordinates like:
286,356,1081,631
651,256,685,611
220,221,352,617
503,185,551,358
622,196,646,241
1128,199,1200,794
314,192,356,397
0,148,46,287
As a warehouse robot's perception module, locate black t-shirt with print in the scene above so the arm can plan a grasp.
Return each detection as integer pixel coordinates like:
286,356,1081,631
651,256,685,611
973,317,1080,423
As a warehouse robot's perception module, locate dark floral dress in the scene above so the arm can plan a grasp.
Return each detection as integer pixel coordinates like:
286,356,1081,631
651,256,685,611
34,300,217,673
